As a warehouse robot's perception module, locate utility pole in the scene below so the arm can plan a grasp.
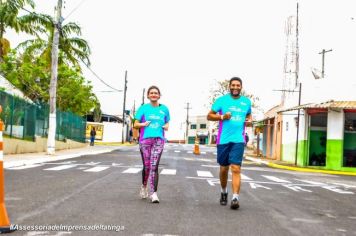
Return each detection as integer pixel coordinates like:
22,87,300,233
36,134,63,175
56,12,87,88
142,88,145,105
294,82,302,166
122,71,128,144
295,2,299,87
184,102,192,143
47,0,62,155
319,49,332,78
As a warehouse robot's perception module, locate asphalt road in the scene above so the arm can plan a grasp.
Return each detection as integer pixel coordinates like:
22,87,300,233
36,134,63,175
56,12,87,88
4,144,356,236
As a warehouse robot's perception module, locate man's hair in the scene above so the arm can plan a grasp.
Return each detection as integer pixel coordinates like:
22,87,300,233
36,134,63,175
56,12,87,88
229,77,243,86
147,85,161,96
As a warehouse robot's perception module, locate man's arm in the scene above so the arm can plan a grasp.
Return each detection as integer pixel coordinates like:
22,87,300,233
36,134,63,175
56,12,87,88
245,113,252,125
207,110,231,121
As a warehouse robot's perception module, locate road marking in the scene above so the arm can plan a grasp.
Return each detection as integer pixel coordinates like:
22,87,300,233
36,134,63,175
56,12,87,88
262,175,291,183
187,151,193,154
197,170,213,177
207,179,220,186
200,151,206,154
122,168,142,174
295,179,325,185
249,183,271,190
241,174,252,180
283,185,312,192
112,163,122,167
292,218,322,224
44,165,77,171
201,164,219,168
160,169,176,175
84,166,110,172
85,162,101,165
6,164,44,170
322,186,354,194
331,182,356,188
174,150,181,153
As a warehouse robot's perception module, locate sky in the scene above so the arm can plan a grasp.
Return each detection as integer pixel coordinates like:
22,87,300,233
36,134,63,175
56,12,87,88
6,0,356,139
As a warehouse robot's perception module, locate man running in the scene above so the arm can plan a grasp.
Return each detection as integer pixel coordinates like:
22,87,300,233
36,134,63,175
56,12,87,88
207,77,252,210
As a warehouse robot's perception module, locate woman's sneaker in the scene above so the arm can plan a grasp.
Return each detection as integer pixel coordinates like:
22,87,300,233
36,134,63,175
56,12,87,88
151,192,159,203
139,185,148,199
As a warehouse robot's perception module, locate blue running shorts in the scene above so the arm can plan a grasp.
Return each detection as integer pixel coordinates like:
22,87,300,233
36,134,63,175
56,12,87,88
217,142,245,166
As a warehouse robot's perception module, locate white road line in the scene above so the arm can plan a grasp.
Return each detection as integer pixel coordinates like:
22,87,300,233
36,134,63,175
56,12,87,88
44,165,77,171
201,164,219,168
122,168,142,174
84,166,110,172
262,175,291,183
160,169,176,175
241,174,252,180
249,183,271,190
295,179,326,186
200,152,206,154
322,186,354,194
187,151,193,154
283,185,312,192
174,150,181,153
197,170,213,177
6,164,44,170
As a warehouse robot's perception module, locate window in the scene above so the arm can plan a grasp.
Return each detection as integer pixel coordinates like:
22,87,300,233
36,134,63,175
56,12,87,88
200,124,207,129
190,124,197,129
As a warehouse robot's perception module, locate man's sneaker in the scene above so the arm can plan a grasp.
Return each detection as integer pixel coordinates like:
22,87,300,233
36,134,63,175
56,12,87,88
151,192,159,203
139,185,148,199
220,192,228,205
230,198,240,210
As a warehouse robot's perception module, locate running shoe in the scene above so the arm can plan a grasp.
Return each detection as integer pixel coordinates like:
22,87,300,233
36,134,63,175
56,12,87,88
220,192,228,205
151,192,159,203
139,185,148,199
230,198,240,210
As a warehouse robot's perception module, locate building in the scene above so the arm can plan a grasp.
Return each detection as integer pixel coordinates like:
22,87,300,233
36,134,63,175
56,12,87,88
186,115,210,144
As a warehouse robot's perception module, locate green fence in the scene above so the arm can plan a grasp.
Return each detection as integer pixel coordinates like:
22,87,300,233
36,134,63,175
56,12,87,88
0,91,86,143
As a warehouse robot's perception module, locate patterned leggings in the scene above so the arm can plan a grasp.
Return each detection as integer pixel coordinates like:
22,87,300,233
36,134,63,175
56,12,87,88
139,138,165,194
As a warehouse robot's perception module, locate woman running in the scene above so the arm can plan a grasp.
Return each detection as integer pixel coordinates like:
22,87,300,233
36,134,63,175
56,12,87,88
134,85,170,203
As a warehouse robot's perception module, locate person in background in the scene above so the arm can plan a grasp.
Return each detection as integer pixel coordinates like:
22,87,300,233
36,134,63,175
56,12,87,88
245,132,249,147
90,127,96,146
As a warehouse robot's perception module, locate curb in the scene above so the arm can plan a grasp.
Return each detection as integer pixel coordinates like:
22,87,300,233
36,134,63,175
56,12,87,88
246,156,356,176
4,148,119,169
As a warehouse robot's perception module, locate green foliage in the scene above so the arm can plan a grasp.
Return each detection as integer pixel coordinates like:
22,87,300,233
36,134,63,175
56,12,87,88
0,0,44,60
0,49,99,116
208,79,261,109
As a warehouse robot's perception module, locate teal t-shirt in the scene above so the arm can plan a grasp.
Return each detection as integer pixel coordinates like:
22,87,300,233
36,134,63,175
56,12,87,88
212,94,251,144
134,103,170,141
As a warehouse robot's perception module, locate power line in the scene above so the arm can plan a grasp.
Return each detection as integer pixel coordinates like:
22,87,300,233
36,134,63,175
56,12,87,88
63,0,88,21
80,60,122,92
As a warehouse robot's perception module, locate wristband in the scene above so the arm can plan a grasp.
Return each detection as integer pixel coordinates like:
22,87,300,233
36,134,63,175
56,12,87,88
220,115,224,120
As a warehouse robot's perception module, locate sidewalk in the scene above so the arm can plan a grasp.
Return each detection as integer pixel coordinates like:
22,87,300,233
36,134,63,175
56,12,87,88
3,143,135,169
244,149,356,176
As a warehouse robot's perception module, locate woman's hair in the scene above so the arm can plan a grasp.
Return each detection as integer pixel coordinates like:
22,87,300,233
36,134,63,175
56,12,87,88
147,85,161,96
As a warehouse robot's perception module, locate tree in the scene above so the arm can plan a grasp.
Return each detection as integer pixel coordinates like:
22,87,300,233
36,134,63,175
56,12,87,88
0,0,44,62
208,79,261,111
0,49,99,115
16,14,91,68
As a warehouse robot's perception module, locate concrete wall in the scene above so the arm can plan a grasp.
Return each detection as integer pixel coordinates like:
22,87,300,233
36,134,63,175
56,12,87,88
4,136,86,154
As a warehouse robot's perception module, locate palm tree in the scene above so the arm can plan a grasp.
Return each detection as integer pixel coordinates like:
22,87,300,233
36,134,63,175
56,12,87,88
0,0,44,61
17,14,91,68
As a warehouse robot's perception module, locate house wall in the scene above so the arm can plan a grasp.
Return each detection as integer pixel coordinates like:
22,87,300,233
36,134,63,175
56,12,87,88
326,110,344,170
281,110,307,165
